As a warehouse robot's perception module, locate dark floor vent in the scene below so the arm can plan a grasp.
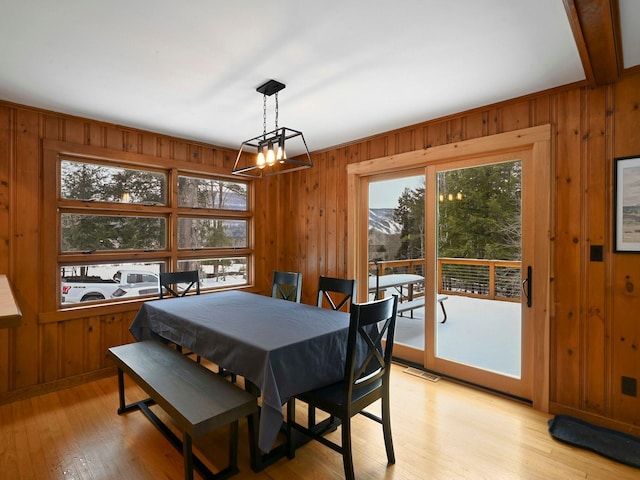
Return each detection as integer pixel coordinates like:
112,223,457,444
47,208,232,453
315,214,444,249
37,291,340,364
403,367,440,382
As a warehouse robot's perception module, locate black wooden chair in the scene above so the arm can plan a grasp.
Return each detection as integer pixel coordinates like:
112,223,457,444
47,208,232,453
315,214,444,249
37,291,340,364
159,270,236,380
159,270,200,298
271,271,302,303
158,270,201,363
308,276,358,427
287,295,399,480
316,275,357,312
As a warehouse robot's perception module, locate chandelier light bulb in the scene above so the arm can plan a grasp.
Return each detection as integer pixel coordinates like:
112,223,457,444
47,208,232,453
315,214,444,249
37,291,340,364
266,145,276,166
257,151,266,169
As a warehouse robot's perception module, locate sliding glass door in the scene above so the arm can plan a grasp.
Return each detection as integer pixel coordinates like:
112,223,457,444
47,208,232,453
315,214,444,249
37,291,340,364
367,171,425,364
351,127,551,406
425,152,533,400
363,151,540,400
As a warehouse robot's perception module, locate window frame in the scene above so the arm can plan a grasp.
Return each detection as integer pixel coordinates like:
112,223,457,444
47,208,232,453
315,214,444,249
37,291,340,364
42,141,253,315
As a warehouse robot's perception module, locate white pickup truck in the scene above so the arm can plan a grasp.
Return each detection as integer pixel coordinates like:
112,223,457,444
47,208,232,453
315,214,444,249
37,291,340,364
61,269,159,304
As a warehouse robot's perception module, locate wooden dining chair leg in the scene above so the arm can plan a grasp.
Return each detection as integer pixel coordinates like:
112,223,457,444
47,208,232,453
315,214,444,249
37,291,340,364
342,418,355,480
382,396,395,464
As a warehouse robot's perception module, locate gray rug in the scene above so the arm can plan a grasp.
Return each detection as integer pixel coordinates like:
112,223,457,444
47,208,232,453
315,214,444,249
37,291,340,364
548,415,640,469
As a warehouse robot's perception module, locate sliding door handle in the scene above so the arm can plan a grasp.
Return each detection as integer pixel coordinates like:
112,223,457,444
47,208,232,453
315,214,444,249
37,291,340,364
522,265,532,308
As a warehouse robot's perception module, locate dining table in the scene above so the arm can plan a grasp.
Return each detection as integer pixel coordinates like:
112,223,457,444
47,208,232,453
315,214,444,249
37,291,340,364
368,273,424,299
368,273,448,321
128,289,351,470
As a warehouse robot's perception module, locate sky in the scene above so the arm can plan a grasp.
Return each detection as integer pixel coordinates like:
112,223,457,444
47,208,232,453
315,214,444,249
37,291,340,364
368,175,424,209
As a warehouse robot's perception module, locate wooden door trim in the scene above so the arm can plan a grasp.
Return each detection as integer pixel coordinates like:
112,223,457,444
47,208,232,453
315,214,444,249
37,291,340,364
347,125,552,412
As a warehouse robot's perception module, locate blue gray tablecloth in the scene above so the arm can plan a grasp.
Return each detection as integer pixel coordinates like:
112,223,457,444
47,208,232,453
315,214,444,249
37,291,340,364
129,290,350,452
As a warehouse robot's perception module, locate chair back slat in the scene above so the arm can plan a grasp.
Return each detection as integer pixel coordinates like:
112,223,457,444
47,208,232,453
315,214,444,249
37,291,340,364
272,271,302,303
159,271,200,298
317,276,357,312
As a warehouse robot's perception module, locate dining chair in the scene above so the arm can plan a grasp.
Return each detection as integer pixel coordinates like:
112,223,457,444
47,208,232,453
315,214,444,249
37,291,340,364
287,294,399,480
316,275,357,312
309,275,357,428
159,270,236,380
158,270,202,364
271,271,302,303
159,270,200,298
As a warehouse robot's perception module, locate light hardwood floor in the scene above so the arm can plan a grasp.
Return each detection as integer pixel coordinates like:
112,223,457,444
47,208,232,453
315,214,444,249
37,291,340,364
1,362,638,480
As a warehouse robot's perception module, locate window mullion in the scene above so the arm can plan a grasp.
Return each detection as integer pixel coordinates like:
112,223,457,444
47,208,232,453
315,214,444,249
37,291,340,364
168,168,180,272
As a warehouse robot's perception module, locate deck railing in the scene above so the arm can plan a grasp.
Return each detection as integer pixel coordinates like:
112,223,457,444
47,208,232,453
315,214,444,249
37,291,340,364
369,259,425,276
369,257,521,302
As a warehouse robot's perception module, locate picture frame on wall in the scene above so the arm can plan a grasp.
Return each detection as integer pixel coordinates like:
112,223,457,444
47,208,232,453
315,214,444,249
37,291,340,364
614,155,640,252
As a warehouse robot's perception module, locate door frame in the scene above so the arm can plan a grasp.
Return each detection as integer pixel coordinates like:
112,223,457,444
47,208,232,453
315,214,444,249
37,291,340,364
426,151,532,400
347,125,552,411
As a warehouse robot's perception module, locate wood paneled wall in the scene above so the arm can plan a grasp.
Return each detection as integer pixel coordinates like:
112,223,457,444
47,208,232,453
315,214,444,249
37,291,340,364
262,72,640,434
0,105,247,401
1,70,640,434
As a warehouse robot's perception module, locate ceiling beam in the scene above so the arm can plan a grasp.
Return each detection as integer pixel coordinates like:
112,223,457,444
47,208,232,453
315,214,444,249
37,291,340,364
563,0,623,86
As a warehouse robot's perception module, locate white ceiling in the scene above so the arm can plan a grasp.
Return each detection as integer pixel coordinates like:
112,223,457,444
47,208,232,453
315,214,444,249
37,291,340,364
0,1,638,153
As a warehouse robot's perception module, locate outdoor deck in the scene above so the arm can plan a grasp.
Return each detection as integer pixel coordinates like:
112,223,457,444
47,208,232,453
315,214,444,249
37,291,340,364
394,295,521,378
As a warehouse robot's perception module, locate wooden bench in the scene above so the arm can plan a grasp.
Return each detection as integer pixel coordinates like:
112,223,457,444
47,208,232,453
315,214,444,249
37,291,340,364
108,340,257,480
396,294,449,323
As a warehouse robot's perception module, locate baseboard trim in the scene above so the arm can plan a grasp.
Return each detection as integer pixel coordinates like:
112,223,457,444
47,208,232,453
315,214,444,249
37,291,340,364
549,402,640,438
0,367,117,405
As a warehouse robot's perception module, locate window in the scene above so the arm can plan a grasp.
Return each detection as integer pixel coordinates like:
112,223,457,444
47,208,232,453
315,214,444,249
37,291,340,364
177,175,247,210
61,213,167,252
178,257,247,289
61,262,163,304
57,158,251,307
177,218,247,249
61,160,166,204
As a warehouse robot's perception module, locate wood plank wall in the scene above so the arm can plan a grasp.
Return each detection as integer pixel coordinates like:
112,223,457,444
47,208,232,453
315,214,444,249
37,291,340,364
0,106,250,401
262,71,640,434
1,70,640,435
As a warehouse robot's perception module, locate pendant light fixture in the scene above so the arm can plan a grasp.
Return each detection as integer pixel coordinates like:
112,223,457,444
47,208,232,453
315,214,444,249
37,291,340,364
232,79,313,177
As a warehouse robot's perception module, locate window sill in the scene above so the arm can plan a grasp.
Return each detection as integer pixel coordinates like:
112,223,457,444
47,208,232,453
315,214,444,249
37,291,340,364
39,284,256,324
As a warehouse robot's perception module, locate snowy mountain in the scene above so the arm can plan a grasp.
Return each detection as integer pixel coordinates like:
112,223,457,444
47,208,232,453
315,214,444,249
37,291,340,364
369,208,401,235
